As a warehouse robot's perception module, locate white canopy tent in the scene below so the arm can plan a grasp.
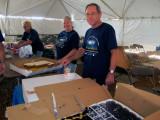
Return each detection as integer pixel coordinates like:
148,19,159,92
0,0,160,50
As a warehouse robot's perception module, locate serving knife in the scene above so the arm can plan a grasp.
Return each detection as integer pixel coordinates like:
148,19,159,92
52,92,58,119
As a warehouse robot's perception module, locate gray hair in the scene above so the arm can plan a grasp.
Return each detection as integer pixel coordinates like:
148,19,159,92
22,21,32,27
63,16,74,29
64,16,71,21
85,3,101,13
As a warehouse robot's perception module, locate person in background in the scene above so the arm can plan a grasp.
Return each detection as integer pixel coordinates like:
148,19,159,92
62,3,118,86
14,21,44,57
0,30,5,75
56,16,80,73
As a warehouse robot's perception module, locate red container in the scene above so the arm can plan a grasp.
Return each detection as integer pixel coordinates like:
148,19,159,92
13,48,19,55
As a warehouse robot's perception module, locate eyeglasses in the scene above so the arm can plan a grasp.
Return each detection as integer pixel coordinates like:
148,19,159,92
23,26,28,28
86,12,98,16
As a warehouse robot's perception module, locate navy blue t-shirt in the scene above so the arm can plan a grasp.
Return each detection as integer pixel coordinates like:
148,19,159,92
0,31,5,42
82,23,118,85
22,29,44,54
56,30,80,64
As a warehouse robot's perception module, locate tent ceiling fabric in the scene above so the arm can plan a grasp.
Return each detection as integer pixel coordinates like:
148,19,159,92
0,0,160,19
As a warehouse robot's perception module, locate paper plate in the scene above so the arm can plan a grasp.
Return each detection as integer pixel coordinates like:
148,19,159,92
5,54,12,59
45,45,54,49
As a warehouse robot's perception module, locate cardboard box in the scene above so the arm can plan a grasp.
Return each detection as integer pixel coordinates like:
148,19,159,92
7,100,55,120
22,73,82,103
7,79,160,120
35,78,111,118
10,57,62,77
35,79,160,119
114,83,160,117
143,110,160,120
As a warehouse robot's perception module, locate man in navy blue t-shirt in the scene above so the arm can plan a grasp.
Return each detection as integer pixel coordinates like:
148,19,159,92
0,30,5,75
14,21,44,57
62,3,118,85
56,16,80,73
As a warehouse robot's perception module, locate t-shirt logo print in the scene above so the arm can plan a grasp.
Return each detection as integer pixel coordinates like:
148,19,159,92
26,33,31,41
85,36,99,56
56,36,67,48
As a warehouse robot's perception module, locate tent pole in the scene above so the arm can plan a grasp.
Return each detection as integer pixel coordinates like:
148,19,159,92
44,0,56,18
122,0,135,18
6,0,9,15
60,0,71,17
62,0,85,16
122,0,127,18
121,0,127,46
122,19,125,45
4,0,9,34
42,18,44,34
100,0,121,18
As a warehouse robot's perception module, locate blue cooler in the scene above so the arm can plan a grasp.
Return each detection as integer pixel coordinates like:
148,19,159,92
156,46,160,51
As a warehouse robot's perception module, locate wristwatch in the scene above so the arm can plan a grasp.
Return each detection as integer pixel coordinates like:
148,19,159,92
109,70,114,74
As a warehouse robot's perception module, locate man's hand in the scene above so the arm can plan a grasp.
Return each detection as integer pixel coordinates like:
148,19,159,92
13,44,21,48
0,63,5,75
57,59,63,65
57,57,66,65
61,58,71,66
105,72,115,85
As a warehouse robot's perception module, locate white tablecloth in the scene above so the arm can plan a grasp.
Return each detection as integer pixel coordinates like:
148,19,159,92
22,73,82,103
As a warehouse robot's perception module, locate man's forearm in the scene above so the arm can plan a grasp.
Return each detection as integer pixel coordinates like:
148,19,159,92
18,40,25,45
20,40,32,47
109,49,118,71
70,48,85,61
63,49,77,59
0,43,5,63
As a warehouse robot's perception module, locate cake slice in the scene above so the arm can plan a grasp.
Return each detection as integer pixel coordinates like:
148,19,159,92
24,62,35,68
24,60,55,68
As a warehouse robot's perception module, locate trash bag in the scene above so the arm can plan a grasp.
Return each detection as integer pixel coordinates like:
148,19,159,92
42,48,55,59
19,45,33,58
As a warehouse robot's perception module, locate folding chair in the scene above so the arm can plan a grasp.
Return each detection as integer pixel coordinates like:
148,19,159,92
116,46,160,91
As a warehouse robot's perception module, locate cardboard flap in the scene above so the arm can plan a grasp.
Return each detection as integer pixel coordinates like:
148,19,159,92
117,46,131,69
143,110,160,120
35,78,99,99
114,83,160,117
41,85,112,118
7,100,55,120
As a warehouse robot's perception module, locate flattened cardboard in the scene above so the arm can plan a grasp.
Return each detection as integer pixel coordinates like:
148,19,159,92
114,83,160,117
40,85,111,118
10,57,62,77
143,110,160,120
7,100,55,120
35,78,99,99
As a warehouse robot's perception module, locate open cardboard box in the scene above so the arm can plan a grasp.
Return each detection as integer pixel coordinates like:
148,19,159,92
7,78,160,120
10,57,62,77
7,100,55,120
